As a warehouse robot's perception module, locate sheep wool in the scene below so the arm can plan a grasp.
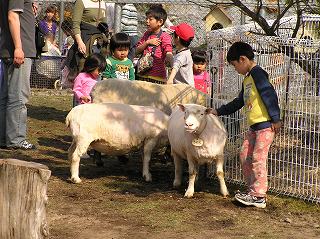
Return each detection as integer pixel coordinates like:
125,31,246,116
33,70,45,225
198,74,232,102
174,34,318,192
66,103,169,183
91,79,208,115
168,104,229,198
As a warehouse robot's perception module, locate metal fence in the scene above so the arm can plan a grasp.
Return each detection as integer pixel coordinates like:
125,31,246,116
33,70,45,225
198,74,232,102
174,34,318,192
207,17,320,202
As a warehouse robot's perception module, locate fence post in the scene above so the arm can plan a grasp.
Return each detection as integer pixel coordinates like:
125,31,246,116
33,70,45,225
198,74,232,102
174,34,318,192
0,159,51,239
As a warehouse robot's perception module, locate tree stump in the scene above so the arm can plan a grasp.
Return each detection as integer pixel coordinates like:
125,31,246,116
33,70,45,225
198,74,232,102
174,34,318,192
0,159,51,239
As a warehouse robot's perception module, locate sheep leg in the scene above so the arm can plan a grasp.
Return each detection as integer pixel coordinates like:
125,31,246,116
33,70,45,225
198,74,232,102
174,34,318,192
185,158,198,198
93,150,103,167
142,138,157,182
216,155,229,197
69,139,91,184
172,151,183,188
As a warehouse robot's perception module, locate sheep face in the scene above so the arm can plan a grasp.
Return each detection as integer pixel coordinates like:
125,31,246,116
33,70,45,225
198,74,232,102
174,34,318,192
178,104,213,133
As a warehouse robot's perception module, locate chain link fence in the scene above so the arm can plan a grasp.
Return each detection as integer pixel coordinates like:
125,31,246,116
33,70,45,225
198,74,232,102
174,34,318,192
207,15,320,202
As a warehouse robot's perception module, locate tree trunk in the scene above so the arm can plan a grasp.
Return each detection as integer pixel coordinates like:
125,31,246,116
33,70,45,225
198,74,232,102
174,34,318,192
0,159,51,239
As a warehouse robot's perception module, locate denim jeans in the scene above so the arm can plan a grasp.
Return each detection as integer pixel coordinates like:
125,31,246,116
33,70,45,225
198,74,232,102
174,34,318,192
0,58,32,147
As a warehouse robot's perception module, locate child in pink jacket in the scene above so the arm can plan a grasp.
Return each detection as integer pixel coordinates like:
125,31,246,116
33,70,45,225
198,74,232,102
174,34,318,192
73,53,106,105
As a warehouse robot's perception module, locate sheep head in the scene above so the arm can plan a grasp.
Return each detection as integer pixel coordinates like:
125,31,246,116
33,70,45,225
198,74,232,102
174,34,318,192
177,104,213,134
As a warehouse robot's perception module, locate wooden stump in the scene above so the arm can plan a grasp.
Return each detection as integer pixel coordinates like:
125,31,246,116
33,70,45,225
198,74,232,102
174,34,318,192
0,159,51,239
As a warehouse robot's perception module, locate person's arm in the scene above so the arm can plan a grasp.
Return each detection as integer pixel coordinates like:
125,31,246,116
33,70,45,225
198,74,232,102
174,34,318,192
73,75,85,102
102,59,114,79
162,33,173,67
165,52,173,67
251,67,281,123
32,2,38,16
135,40,148,55
216,86,245,116
72,0,86,54
129,62,135,80
167,52,184,84
8,10,24,66
136,33,161,55
167,68,177,84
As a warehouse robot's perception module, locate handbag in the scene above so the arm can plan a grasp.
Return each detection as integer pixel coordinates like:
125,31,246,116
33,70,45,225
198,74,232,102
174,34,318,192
137,30,162,74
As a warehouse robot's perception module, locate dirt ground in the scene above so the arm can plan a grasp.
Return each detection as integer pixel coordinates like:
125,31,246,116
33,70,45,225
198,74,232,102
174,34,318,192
1,89,320,239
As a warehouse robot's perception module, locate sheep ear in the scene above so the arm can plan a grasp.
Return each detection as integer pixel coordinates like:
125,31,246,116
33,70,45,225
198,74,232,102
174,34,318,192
177,104,185,112
205,108,214,114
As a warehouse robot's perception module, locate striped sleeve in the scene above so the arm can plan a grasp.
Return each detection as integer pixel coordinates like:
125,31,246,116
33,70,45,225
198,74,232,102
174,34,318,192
160,32,173,55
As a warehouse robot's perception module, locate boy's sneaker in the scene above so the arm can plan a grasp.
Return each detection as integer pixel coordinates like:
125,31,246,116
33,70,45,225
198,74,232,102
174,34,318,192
8,140,36,150
234,190,249,197
235,193,266,209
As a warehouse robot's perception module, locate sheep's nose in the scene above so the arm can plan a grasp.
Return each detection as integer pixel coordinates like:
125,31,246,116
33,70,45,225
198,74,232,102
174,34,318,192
185,122,193,127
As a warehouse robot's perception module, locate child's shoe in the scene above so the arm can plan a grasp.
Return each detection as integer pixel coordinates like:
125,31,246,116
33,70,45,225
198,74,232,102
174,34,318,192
235,193,266,209
234,190,248,197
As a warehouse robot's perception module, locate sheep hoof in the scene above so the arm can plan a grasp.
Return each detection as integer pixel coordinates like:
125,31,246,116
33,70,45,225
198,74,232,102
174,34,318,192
184,191,194,198
143,174,152,182
221,190,230,198
71,177,82,184
173,180,181,188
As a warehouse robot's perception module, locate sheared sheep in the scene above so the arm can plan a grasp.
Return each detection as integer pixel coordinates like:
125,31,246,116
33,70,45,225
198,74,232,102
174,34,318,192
168,104,229,198
91,79,207,115
91,79,208,166
66,103,169,183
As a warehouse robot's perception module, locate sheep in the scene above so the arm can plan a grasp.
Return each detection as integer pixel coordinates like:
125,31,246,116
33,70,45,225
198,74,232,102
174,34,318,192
90,79,208,166
168,103,229,198
66,103,169,183
91,79,207,115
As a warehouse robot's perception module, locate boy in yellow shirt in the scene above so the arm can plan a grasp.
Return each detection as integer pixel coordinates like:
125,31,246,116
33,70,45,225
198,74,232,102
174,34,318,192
212,42,282,208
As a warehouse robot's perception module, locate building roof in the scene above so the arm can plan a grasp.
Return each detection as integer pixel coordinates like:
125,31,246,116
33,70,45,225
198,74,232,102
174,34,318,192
203,5,232,22
207,14,320,42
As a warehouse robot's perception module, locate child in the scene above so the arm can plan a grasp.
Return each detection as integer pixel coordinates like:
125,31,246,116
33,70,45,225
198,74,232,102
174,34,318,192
136,5,173,84
73,53,106,105
167,23,194,87
212,42,281,209
42,33,61,57
192,49,211,94
103,33,135,80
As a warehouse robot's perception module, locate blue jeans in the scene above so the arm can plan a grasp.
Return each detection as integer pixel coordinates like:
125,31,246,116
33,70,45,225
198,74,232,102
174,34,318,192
0,58,32,147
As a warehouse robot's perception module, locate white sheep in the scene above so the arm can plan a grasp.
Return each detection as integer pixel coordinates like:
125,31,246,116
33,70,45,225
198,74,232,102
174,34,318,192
168,104,229,198
91,79,207,115
66,103,169,183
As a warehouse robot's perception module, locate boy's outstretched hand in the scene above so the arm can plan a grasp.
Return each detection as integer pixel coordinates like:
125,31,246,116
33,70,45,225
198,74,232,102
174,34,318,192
271,121,282,134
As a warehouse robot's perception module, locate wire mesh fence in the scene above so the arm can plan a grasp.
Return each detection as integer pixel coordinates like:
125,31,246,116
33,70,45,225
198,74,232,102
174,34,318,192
207,16,320,202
